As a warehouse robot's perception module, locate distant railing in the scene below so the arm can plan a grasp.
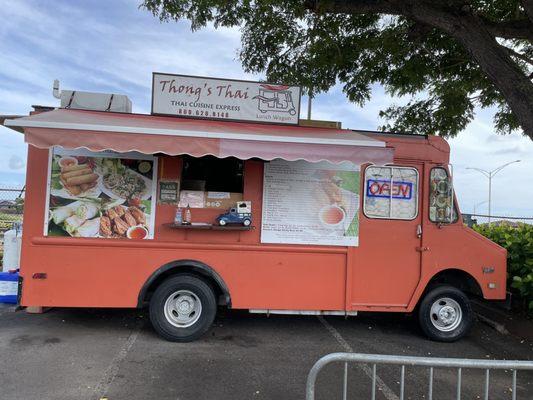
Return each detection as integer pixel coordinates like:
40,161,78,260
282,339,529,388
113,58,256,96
0,185,24,245
462,213,533,227
306,352,533,400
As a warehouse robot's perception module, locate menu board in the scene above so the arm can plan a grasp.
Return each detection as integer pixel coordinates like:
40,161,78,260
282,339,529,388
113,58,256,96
261,160,360,246
45,148,157,239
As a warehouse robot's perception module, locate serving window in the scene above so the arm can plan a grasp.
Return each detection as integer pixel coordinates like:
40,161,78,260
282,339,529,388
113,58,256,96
363,165,418,220
179,155,244,208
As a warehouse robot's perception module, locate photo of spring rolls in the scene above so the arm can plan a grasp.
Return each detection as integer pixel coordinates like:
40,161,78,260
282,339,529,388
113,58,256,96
129,206,146,225
123,211,136,227
74,218,100,238
62,183,82,196
98,203,149,238
113,205,125,218
54,159,101,198
61,164,88,173
66,173,98,186
75,201,99,220
50,201,82,224
61,167,92,180
64,215,86,236
100,216,112,237
112,217,129,236
48,151,154,240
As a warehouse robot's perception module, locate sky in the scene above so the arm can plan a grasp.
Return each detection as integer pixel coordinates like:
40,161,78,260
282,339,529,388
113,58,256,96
0,0,532,217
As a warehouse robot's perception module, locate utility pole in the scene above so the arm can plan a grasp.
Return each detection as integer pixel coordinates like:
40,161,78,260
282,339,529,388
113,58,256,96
307,91,313,120
466,160,521,224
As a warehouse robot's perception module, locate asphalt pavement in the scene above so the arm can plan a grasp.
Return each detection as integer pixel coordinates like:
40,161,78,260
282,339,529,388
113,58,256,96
1,305,532,400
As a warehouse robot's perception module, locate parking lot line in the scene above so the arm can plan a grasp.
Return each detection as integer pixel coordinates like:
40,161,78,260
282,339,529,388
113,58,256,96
93,320,145,399
317,315,399,400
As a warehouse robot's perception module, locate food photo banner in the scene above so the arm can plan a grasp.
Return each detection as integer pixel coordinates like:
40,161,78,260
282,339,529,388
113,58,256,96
45,148,157,239
261,160,360,247
152,73,301,125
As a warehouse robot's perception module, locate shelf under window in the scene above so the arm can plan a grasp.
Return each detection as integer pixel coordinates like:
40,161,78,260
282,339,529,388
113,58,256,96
163,223,253,231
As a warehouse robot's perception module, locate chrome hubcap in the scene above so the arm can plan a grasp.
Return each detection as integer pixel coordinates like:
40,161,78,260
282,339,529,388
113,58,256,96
164,290,202,328
430,297,462,332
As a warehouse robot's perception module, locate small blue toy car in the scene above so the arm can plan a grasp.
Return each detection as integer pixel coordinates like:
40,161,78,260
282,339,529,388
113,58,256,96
216,207,252,226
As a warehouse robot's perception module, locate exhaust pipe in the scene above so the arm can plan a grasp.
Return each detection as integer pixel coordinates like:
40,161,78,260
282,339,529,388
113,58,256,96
52,79,61,99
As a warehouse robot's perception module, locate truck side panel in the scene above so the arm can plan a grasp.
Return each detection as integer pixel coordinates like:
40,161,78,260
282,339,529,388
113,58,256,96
20,147,348,310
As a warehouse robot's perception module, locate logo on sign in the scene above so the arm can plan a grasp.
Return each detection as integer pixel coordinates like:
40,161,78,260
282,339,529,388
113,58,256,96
366,179,413,200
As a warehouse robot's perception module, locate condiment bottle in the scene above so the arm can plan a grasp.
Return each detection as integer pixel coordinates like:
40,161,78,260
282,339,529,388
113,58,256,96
174,206,183,225
184,204,192,224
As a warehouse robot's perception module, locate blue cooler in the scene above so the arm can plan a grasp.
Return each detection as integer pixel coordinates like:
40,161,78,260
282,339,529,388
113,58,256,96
0,271,19,304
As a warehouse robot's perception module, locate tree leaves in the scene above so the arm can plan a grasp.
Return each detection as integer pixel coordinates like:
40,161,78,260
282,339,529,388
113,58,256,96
474,223,533,311
141,0,533,138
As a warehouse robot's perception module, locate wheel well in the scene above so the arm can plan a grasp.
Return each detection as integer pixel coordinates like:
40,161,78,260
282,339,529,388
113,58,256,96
426,269,482,297
138,260,231,308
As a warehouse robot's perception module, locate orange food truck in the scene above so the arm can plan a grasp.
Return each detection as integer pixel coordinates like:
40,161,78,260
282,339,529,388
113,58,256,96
2,74,507,342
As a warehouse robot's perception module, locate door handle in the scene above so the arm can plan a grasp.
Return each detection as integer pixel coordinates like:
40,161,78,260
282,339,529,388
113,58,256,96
416,246,430,252
416,224,422,238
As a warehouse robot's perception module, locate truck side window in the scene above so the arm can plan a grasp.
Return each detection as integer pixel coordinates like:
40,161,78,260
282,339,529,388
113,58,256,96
363,166,418,220
429,167,458,223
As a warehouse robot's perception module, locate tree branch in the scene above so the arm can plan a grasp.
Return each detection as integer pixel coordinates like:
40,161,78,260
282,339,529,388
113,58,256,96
303,0,404,15
304,0,533,137
304,1,533,41
499,44,533,66
482,18,533,41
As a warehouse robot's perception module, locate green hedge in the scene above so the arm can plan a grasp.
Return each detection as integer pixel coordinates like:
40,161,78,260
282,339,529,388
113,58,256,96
473,223,533,310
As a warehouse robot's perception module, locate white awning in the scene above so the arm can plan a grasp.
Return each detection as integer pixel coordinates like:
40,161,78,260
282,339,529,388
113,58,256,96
5,108,393,164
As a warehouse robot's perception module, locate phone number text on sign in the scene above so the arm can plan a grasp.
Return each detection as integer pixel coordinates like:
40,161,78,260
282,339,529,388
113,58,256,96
174,108,230,119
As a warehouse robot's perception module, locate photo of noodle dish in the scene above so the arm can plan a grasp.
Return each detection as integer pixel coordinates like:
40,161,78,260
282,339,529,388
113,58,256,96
46,149,156,239
98,158,152,201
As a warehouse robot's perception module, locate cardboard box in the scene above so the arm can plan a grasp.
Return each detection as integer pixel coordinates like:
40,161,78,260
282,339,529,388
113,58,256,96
204,192,243,209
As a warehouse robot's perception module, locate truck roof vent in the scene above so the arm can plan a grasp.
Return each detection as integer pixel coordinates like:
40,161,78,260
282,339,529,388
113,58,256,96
52,79,132,113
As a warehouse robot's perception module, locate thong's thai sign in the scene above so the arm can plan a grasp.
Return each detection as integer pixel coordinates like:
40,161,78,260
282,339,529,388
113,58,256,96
151,73,301,125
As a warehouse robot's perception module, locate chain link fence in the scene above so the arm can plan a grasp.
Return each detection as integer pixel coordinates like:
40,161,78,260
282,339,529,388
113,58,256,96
462,213,533,227
0,186,25,265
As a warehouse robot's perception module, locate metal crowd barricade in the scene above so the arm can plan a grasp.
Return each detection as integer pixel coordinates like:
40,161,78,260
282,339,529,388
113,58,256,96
306,353,533,400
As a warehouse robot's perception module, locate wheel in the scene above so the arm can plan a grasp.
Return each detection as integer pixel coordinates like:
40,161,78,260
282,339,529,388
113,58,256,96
243,218,251,226
418,285,472,342
219,219,227,226
149,275,217,342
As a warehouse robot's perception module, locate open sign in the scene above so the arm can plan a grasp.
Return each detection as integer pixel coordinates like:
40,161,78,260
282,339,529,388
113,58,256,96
366,179,413,200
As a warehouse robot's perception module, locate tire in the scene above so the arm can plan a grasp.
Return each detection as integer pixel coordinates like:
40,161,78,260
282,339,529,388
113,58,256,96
418,285,472,342
219,219,227,226
243,218,251,226
149,275,217,342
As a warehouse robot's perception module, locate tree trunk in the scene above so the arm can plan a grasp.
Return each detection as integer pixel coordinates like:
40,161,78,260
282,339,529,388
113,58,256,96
412,9,533,138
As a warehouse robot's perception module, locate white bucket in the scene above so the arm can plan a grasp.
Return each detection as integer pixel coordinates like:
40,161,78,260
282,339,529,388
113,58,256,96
2,226,22,272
